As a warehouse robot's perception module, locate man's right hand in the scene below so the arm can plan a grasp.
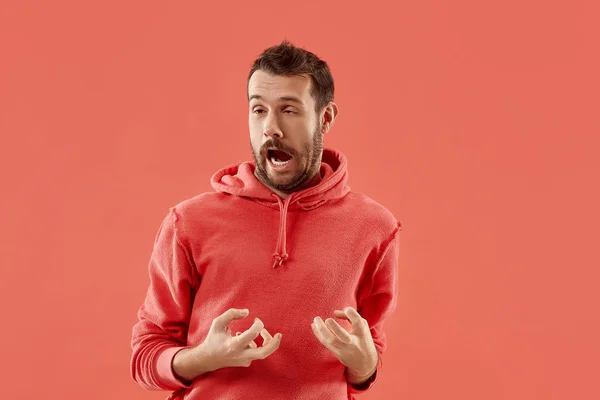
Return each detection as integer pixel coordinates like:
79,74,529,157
172,308,282,382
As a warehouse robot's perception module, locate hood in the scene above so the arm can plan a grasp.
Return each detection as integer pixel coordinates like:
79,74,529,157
210,148,351,269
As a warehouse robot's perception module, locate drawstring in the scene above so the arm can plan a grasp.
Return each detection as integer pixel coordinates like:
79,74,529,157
271,193,291,268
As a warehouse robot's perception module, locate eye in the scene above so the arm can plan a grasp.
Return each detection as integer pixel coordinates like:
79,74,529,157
283,110,296,114
253,109,265,114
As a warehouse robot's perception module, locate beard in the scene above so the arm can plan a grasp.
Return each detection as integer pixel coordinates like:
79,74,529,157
251,124,323,192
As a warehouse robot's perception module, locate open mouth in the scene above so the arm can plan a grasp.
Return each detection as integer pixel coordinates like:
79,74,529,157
267,148,293,166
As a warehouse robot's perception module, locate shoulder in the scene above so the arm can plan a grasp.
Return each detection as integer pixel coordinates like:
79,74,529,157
161,191,230,235
172,192,227,215
342,191,401,237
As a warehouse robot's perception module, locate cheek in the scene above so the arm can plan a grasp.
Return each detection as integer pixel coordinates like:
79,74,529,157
287,122,314,144
249,115,262,131
292,118,313,132
249,125,262,144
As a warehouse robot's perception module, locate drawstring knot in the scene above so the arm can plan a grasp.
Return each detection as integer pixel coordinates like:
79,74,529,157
272,253,289,269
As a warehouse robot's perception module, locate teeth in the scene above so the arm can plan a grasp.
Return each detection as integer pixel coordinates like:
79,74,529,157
270,157,290,166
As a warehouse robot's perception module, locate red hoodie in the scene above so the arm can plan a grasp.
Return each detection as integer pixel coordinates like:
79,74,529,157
130,148,402,399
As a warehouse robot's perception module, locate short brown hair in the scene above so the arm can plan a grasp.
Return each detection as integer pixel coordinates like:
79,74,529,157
247,40,335,113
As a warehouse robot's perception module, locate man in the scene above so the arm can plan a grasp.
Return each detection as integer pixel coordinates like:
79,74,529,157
130,40,402,400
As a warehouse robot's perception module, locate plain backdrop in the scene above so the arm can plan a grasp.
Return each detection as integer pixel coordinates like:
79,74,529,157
1,1,599,399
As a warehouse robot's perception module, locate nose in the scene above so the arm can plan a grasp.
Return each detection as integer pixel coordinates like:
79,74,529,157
263,114,283,139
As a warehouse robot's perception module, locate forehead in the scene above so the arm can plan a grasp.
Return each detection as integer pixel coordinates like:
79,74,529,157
248,70,313,103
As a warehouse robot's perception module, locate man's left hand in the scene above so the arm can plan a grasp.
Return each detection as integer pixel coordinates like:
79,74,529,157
311,306,378,383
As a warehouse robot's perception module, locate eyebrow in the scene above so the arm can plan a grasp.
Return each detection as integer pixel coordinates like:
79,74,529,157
249,95,304,105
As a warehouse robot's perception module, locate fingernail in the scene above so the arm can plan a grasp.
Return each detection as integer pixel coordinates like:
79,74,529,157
241,309,249,314
313,317,319,324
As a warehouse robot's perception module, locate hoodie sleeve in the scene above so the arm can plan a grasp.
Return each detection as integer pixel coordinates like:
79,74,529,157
130,207,199,391
347,221,401,394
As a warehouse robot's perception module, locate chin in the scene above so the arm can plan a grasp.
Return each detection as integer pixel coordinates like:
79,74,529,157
267,173,293,186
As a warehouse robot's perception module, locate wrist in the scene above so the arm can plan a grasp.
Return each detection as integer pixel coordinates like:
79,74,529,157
346,356,378,385
171,348,196,382
346,352,379,385
172,344,214,382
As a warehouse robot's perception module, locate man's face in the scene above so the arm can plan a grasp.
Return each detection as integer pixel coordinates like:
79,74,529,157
248,70,323,192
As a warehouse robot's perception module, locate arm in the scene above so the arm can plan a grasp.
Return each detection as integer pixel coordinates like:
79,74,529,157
347,221,401,393
130,207,200,391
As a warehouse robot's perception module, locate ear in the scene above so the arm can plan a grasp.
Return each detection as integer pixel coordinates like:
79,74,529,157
320,102,339,134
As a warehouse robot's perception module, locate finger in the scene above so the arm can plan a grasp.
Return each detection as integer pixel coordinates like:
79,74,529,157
325,318,352,343
311,317,343,351
235,318,264,347
212,308,249,330
311,321,338,353
332,310,355,334
343,307,368,334
236,331,258,348
260,328,274,346
246,332,282,360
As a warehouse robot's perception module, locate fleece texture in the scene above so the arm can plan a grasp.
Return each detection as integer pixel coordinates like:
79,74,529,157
131,148,402,400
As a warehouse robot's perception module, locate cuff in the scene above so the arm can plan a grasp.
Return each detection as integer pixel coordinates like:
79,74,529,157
156,346,192,390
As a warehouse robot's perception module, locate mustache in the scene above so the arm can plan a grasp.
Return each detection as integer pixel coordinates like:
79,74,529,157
261,140,296,157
